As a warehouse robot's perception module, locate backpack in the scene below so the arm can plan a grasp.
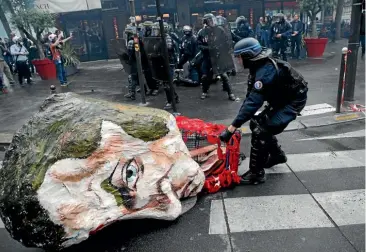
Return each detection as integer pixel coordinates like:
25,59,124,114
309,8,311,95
268,57,308,93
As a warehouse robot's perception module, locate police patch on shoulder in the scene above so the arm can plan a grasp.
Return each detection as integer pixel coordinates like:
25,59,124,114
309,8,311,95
254,81,263,90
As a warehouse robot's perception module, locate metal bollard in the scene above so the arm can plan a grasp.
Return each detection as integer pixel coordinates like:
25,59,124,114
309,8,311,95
336,47,348,113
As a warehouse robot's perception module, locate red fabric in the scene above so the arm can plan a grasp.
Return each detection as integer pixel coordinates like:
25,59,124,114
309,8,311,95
176,116,227,145
176,115,242,194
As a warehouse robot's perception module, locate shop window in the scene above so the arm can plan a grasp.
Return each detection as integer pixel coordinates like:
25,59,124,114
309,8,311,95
101,0,118,10
141,0,170,10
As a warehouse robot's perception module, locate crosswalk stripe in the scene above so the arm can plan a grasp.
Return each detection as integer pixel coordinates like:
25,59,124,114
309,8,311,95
313,189,365,226
254,103,336,116
209,200,227,235
210,194,334,234
296,130,365,141
238,149,365,175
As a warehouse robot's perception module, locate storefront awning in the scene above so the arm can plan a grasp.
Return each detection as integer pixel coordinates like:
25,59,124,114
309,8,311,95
34,0,101,13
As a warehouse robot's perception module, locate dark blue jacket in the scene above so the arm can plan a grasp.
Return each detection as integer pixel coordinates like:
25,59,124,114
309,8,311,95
232,23,254,42
270,21,292,42
232,61,278,128
291,20,303,35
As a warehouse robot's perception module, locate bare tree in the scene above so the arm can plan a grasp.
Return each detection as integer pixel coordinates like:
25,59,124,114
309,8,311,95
0,4,12,37
301,0,335,37
11,9,55,59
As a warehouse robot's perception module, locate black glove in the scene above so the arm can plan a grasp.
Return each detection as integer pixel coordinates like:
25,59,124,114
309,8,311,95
219,129,234,143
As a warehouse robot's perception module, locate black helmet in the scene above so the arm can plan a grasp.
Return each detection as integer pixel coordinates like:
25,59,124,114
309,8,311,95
235,16,247,26
274,13,285,23
234,37,272,61
203,13,216,27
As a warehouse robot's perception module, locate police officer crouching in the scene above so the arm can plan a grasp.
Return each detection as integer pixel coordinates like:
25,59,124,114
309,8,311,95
177,25,199,85
220,38,308,184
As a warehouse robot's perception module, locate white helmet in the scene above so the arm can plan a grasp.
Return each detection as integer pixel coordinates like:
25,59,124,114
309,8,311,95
48,34,57,42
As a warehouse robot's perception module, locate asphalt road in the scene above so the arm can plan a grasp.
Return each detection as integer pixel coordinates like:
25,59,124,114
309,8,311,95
0,40,364,251
0,120,364,252
0,39,364,134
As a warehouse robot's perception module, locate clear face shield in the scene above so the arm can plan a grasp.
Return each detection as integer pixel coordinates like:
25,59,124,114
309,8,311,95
152,26,160,36
203,16,217,28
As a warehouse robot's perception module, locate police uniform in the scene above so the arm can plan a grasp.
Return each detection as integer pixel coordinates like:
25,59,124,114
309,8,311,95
232,16,254,43
220,38,308,185
177,26,199,83
125,37,138,100
270,16,292,61
151,22,179,109
197,15,235,100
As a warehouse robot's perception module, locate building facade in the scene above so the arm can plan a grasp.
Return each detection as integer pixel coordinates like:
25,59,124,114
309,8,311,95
49,0,301,61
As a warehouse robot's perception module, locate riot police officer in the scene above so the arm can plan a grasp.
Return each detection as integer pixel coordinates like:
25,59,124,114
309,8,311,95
124,25,138,100
141,21,159,95
270,13,292,61
177,25,199,84
168,26,181,61
232,16,254,43
152,22,180,110
220,38,308,184
197,14,236,101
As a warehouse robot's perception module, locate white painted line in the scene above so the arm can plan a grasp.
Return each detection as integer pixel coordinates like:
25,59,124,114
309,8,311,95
287,150,365,172
209,200,227,235
313,189,365,226
209,194,334,234
239,149,365,174
297,130,365,141
255,103,336,117
0,218,4,228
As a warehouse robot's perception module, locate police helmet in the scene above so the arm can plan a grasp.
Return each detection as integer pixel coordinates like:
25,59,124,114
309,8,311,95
143,21,153,37
152,22,160,36
183,25,192,35
125,25,135,35
216,16,227,27
203,13,217,27
235,16,247,26
234,37,272,61
274,13,285,23
152,22,169,36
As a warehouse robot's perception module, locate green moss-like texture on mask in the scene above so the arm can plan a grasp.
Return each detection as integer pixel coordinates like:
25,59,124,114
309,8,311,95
0,93,171,250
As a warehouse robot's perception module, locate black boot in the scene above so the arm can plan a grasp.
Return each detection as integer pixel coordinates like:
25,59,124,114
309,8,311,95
240,130,268,185
240,170,265,185
264,136,287,168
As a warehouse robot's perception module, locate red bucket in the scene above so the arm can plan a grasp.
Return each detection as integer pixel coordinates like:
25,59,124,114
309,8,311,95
32,59,57,80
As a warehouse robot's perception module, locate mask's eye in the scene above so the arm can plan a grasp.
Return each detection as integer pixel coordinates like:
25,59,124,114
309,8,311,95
121,160,140,189
126,165,138,183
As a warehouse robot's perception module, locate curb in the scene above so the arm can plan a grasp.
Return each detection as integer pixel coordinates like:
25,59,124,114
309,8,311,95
0,112,364,149
232,111,364,135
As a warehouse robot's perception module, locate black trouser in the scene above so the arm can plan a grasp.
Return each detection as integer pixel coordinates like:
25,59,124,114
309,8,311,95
143,68,158,91
291,35,301,58
272,40,287,61
248,88,308,174
16,61,31,84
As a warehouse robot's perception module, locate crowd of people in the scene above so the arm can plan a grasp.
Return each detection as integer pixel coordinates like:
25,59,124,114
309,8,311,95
0,30,72,94
0,33,39,94
121,12,307,109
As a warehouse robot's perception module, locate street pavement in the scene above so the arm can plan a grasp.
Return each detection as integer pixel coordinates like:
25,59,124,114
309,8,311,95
0,39,365,251
0,120,364,252
0,39,364,134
